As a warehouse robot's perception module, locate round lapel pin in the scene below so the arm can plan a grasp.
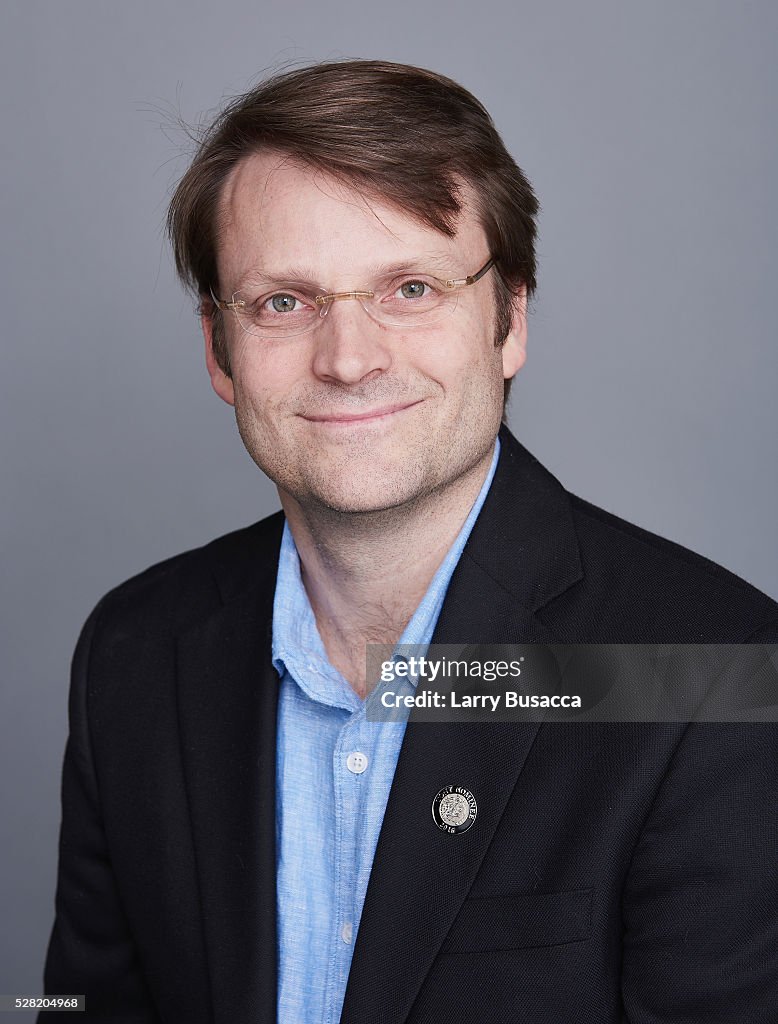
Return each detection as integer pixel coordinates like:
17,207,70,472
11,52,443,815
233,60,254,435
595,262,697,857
432,786,477,834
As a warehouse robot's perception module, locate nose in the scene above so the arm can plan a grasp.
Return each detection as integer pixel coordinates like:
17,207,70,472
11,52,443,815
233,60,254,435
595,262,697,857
310,297,393,386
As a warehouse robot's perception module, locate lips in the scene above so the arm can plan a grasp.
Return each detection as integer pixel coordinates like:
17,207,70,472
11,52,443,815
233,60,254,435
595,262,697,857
300,400,423,424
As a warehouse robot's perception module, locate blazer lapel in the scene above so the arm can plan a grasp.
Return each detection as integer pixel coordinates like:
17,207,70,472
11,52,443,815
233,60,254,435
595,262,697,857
341,428,584,1024
176,517,284,1024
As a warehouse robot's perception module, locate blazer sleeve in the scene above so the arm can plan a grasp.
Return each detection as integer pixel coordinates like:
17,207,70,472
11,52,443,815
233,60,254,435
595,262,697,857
39,601,160,1022
620,626,778,1023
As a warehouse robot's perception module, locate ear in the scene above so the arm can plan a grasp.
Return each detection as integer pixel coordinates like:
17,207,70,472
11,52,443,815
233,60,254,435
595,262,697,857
501,283,528,380
201,305,235,406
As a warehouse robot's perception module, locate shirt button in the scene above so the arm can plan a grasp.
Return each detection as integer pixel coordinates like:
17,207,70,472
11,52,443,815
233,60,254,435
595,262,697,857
341,921,353,944
346,751,369,774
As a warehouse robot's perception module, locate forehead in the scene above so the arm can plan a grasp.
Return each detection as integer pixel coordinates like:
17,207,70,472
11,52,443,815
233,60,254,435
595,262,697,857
215,150,486,286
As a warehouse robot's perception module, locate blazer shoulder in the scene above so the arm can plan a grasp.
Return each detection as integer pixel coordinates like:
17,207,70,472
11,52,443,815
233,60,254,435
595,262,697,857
87,510,285,641
564,493,778,640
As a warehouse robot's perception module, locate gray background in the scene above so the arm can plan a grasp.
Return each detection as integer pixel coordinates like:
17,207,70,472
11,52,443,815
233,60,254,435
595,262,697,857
2,0,776,1006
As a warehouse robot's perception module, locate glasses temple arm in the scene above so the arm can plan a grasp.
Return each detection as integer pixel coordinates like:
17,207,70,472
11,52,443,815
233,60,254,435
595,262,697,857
443,257,496,290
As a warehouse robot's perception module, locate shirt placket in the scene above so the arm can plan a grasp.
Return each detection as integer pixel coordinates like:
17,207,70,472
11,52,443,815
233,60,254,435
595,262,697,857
326,706,369,1024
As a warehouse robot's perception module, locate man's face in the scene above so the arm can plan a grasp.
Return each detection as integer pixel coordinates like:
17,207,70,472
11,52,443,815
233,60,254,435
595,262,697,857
204,151,526,515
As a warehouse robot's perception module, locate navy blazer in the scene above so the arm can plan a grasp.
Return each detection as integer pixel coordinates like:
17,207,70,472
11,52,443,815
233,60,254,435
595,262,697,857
41,426,778,1022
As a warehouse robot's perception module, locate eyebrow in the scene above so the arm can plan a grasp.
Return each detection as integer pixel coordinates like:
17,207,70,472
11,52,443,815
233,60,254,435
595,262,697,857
232,252,457,292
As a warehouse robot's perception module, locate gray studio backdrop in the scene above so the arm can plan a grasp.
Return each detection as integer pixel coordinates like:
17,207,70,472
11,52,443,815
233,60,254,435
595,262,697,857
2,0,777,1006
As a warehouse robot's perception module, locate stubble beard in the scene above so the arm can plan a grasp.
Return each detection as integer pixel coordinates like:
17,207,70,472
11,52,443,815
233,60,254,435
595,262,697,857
232,368,503,526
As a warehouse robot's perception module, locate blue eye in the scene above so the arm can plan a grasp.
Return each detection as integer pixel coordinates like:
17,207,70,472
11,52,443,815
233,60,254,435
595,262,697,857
398,280,429,300
269,294,299,313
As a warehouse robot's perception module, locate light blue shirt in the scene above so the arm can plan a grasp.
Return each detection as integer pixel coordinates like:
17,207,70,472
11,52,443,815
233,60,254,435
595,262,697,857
272,438,500,1024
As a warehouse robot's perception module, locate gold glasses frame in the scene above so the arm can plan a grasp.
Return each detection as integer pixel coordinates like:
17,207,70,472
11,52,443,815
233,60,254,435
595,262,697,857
208,257,496,338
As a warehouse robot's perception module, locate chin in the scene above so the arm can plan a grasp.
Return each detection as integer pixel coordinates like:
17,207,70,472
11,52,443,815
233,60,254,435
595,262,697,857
306,481,422,516
292,460,433,516
287,442,427,507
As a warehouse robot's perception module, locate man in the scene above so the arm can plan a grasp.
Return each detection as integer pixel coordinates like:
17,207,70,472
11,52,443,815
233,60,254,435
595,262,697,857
41,61,778,1023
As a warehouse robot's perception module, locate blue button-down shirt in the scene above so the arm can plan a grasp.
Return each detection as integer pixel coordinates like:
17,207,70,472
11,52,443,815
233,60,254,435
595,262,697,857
272,438,500,1024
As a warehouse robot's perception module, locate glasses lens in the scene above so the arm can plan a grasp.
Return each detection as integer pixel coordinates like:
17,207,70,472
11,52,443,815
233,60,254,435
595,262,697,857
365,275,458,327
230,289,321,338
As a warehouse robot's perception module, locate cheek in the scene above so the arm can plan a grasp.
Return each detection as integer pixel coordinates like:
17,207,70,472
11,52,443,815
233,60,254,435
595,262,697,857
438,318,507,419
230,355,269,419
421,314,502,386
228,331,262,382
229,339,302,417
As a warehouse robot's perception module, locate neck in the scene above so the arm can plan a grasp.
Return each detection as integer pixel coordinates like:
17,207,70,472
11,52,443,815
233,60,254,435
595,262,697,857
280,448,495,696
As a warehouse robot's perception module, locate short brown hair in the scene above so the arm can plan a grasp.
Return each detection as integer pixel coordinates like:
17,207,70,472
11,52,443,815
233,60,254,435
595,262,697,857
167,60,539,410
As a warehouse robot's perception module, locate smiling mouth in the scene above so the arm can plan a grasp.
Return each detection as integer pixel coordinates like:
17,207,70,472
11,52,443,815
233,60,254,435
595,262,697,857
300,400,423,425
